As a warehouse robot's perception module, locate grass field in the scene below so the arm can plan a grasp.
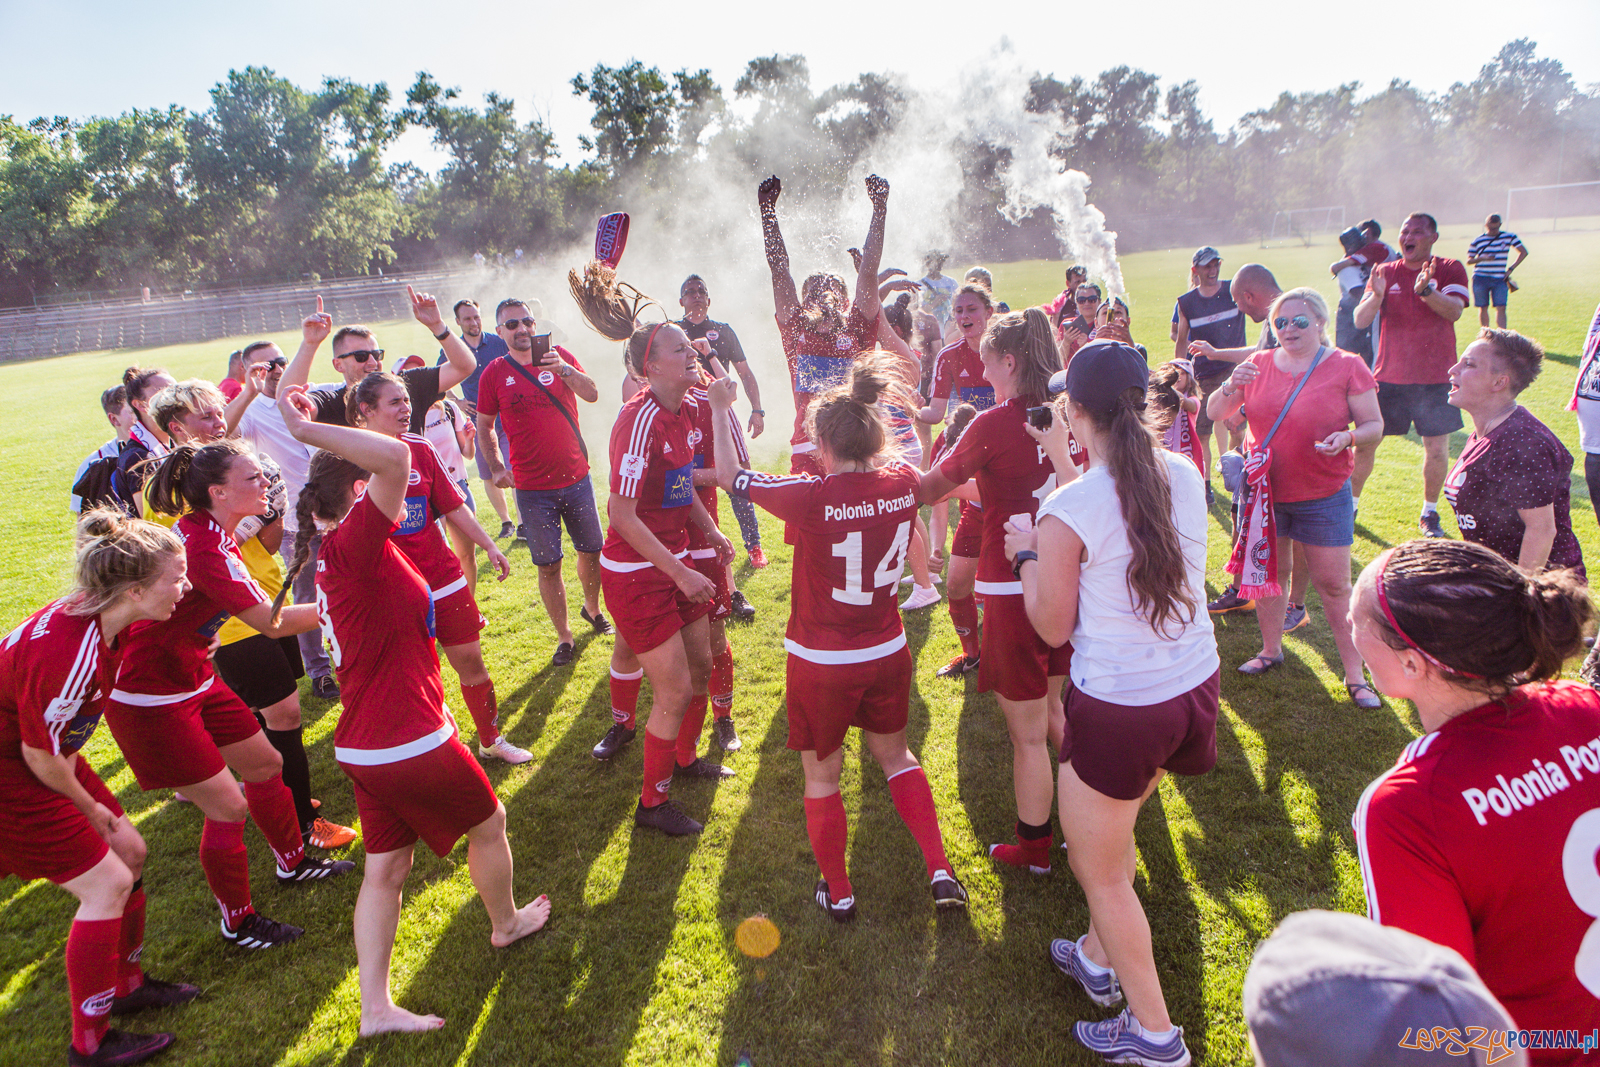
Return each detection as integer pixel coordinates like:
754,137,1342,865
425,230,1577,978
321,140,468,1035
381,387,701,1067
2,226,1599,1066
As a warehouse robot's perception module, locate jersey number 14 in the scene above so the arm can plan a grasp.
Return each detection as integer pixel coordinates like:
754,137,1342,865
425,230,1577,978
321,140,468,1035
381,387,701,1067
830,521,911,606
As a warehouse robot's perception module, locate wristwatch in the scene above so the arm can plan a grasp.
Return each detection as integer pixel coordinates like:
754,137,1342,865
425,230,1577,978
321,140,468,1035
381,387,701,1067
434,328,450,340
751,409,765,416
1012,550,1039,578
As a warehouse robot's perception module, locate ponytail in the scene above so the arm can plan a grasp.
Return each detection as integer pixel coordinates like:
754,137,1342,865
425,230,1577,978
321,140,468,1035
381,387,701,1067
271,449,369,625
65,508,185,616
805,351,918,465
145,439,250,517
983,307,1060,403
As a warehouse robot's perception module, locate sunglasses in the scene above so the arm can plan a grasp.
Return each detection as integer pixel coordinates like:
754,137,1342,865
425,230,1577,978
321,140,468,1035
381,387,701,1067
265,356,287,368
338,349,384,363
1273,315,1312,331
1076,295,1100,305
499,317,537,330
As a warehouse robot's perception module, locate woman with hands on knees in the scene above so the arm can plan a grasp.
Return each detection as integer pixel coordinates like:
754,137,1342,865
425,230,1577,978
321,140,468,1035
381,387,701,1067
1205,287,1385,707
273,385,550,1037
1004,340,1218,1067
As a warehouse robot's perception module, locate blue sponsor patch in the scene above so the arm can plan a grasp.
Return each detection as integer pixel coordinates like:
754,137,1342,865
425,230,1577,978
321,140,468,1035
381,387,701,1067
426,595,436,638
957,385,997,411
198,611,230,638
396,496,429,536
62,713,101,751
793,352,854,394
662,461,694,509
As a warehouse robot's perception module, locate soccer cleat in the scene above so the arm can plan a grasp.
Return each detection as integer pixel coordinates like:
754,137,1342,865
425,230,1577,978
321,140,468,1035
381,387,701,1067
1050,935,1124,1007
551,641,576,667
221,912,304,950
310,675,340,700
498,521,516,540
479,736,534,764
931,870,968,909
936,653,979,678
814,879,857,923
1281,603,1308,634
1419,511,1447,538
674,757,735,780
748,547,769,569
109,977,201,1015
67,1028,176,1066
276,855,356,885
900,583,942,611
580,606,614,634
729,590,757,620
305,817,358,850
1073,1010,1191,1067
515,524,529,542
713,716,742,752
592,724,636,761
634,799,703,836
1207,585,1254,614
989,841,1051,875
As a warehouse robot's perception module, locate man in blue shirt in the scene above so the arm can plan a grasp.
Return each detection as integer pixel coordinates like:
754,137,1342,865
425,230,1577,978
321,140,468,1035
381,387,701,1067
439,298,517,538
1466,215,1529,329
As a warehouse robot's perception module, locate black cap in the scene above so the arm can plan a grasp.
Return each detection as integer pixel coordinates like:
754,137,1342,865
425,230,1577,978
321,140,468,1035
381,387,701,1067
1054,340,1148,413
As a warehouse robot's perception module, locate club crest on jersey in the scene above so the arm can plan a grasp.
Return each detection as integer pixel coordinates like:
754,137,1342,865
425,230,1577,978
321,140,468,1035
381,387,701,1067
407,469,422,486
506,376,515,386
663,462,694,508
835,336,851,351
688,429,702,448
707,330,719,342
538,370,555,386
620,454,647,480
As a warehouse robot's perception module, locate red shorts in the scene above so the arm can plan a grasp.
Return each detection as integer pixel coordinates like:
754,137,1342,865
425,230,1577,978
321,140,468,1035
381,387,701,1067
785,646,913,759
951,504,983,558
340,735,499,857
0,755,123,884
105,678,262,790
978,594,1072,702
690,551,731,622
601,561,714,655
1062,671,1220,800
433,584,486,648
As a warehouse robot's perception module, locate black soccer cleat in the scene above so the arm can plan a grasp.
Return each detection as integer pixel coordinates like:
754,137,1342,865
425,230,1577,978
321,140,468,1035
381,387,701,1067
221,912,304,950
729,590,757,620
110,977,200,1015
814,879,857,923
592,723,636,761
67,1028,176,1066
673,757,735,781
276,855,356,885
931,870,969,910
634,799,703,836
712,716,742,753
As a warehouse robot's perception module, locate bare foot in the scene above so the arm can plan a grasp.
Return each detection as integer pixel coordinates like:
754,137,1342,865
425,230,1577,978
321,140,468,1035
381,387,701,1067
490,894,552,947
359,1003,445,1037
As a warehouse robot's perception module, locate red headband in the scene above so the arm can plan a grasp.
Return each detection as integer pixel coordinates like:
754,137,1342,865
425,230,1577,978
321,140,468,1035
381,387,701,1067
1374,548,1484,680
643,322,667,367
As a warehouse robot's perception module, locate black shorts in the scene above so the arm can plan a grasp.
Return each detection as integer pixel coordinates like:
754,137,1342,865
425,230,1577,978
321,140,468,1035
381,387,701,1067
212,633,304,710
1195,370,1231,436
1378,382,1463,438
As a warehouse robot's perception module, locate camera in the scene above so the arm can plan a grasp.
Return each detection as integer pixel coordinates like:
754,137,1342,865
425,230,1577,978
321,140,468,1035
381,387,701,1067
1026,405,1053,431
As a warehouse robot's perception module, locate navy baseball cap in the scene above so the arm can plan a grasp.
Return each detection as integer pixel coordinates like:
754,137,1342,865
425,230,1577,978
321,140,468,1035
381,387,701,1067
1192,246,1221,266
1050,340,1148,413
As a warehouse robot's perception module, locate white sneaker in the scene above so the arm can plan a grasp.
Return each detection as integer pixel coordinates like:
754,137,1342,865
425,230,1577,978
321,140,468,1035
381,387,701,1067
479,736,533,764
900,573,942,585
901,584,942,611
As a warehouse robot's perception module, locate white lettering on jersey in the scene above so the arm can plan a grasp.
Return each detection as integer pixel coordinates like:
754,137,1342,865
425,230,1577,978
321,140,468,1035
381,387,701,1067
1459,748,1589,825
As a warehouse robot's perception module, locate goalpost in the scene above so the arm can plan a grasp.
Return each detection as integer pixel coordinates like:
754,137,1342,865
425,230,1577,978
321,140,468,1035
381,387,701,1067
1506,181,1600,230
1267,206,1346,243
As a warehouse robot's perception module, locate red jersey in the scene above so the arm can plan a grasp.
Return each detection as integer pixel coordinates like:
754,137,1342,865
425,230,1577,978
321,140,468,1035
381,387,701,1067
931,340,996,411
1351,239,1390,267
392,434,468,594
778,306,879,450
0,601,121,760
475,347,590,490
738,463,919,662
115,512,267,699
1368,256,1470,385
938,398,1059,590
603,387,699,568
1354,682,1600,1063
318,493,450,762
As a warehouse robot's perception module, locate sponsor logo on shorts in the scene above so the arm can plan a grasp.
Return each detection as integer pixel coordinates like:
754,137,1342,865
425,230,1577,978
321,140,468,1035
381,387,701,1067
81,987,116,1017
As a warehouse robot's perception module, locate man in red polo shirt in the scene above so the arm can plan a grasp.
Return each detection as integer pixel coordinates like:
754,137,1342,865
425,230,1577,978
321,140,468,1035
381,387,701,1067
1353,212,1469,538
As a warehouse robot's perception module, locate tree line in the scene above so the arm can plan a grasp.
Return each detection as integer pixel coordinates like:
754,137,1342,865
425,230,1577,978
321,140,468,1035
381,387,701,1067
1,38,1595,307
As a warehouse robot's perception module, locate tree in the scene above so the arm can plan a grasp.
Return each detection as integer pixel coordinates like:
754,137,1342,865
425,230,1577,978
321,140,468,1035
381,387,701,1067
570,62,722,178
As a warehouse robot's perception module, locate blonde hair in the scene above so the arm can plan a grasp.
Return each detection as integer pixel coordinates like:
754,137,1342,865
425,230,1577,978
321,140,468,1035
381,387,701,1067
1268,287,1332,345
65,508,184,616
149,379,226,439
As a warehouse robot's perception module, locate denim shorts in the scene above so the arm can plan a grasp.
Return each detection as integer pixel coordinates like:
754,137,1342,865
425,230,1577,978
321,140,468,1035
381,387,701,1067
1472,274,1509,308
474,419,511,481
1273,481,1354,548
515,478,604,566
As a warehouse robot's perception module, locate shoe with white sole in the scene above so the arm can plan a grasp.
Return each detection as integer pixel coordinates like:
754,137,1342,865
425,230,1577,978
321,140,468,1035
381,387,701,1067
1073,1009,1190,1067
479,736,533,764
900,584,942,610
1050,934,1123,1006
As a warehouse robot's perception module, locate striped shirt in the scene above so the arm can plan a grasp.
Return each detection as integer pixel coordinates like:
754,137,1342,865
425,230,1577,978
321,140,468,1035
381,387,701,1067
1466,231,1524,278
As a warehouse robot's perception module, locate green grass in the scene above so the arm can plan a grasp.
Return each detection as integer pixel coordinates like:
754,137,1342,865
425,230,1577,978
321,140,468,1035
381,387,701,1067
3,229,1599,1066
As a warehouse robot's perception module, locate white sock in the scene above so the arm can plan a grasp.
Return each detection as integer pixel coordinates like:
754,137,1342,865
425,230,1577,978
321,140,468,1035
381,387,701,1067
1421,501,1438,516
1076,936,1112,975
1139,1022,1177,1041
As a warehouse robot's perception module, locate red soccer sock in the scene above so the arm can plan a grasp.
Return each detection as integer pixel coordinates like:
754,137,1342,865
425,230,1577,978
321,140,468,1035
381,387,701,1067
641,729,677,808
241,773,305,873
610,667,643,730
887,766,951,878
460,680,501,746
66,916,121,1056
115,881,146,997
199,817,253,931
710,646,734,720
676,696,709,767
949,595,981,659
804,792,853,900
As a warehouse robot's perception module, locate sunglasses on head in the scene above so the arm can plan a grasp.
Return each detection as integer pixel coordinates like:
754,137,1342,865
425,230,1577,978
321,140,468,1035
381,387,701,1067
338,348,384,363
1273,315,1312,331
500,316,537,330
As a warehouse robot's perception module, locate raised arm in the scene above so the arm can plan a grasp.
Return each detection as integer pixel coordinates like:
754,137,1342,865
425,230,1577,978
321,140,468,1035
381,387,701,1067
281,296,332,393
412,286,476,393
277,384,410,522
224,362,266,435
853,175,890,323
758,176,800,322
706,373,741,493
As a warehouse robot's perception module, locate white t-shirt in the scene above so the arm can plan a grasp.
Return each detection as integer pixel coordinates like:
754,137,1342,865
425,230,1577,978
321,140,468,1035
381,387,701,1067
238,392,316,534
422,401,470,485
1037,449,1218,704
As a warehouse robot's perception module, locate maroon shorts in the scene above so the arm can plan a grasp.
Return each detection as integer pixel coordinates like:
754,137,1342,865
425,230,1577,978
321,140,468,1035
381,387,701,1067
690,551,731,622
1062,671,1220,800
340,735,499,857
106,678,262,790
601,561,714,655
951,504,983,559
433,584,486,648
786,646,913,759
978,594,1072,702
0,755,124,884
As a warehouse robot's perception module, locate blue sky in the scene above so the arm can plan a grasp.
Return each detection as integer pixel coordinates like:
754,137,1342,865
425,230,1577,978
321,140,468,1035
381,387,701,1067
3,0,1596,171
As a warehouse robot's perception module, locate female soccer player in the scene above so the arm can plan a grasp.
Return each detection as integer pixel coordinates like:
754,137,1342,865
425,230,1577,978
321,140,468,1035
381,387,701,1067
111,366,177,516
272,386,551,1036
1352,539,1600,1064
919,307,1071,873
2,510,200,1066
759,173,890,478
1006,341,1218,1067
105,440,350,951
708,354,967,918
344,372,528,765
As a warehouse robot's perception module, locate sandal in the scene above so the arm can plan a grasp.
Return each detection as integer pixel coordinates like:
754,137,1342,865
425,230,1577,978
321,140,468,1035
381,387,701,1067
1237,651,1285,675
1346,682,1382,709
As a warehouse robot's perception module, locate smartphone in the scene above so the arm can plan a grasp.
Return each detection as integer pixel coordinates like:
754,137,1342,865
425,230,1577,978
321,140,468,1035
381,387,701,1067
1026,405,1053,431
533,334,552,361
